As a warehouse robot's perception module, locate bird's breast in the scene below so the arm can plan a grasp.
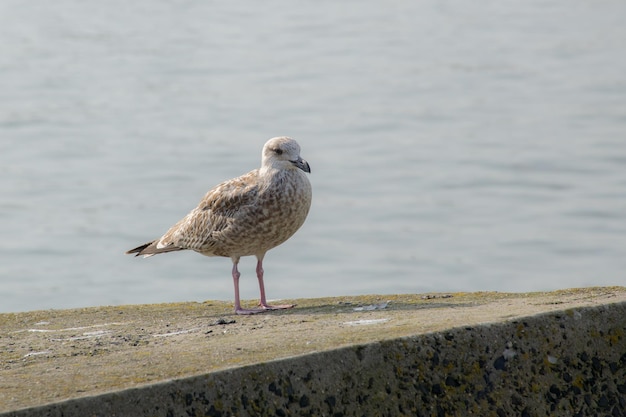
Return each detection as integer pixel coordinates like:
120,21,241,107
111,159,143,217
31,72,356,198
236,170,311,253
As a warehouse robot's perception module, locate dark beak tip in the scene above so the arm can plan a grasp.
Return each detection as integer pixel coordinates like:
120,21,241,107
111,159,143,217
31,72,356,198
292,158,311,173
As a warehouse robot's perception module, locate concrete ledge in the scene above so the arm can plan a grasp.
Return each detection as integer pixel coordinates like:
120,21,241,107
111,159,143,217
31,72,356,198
2,288,625,416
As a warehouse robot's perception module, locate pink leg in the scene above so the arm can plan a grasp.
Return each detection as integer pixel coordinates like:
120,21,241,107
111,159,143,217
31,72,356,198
231,257,294,315
256,258,294,311
232,260,248,314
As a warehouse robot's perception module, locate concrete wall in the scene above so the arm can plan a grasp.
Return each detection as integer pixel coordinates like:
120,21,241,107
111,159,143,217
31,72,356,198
6,302,626,417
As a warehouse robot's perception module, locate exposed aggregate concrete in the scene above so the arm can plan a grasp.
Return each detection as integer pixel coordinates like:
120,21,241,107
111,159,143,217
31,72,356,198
1,288,625,416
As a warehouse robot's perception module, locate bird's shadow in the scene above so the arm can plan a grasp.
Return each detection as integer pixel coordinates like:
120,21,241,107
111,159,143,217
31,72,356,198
284,301,474,316
198,299,476,319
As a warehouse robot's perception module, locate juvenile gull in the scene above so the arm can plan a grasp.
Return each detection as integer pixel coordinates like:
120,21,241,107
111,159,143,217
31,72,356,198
126,136,312,315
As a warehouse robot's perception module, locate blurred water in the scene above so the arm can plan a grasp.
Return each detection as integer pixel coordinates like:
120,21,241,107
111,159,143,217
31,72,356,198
1,0,625,312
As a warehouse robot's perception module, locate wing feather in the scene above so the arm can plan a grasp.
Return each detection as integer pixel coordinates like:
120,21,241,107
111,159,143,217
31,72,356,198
132,170,261,256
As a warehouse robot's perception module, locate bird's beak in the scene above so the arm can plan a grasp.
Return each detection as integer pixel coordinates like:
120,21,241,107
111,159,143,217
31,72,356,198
291,157,311,173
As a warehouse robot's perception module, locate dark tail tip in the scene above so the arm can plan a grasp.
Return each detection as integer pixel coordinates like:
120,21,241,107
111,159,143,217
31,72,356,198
125,242,153,256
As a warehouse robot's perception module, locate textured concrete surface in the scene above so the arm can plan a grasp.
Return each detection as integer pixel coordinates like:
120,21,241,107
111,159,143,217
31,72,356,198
2,288,625,416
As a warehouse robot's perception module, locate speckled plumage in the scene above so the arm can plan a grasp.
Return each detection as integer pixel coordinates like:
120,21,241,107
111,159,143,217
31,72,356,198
127,137,312,314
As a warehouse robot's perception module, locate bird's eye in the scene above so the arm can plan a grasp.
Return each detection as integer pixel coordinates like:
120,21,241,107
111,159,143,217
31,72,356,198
274,148,283,155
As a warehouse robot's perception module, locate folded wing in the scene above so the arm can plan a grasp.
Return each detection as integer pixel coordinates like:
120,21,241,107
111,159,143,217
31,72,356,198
126,170,260,257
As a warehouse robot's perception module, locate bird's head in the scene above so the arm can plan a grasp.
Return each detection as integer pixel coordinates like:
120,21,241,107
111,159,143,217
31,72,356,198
261,136,311,173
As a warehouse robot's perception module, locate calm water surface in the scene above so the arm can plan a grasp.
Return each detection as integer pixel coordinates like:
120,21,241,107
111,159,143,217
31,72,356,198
1,0,625,312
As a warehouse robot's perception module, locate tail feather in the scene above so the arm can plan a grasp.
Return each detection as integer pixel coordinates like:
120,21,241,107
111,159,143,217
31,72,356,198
125,240,184,257
126,241,155,256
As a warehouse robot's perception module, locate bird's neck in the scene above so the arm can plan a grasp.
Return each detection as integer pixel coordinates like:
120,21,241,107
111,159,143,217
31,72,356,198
259,164,286,178
258,165,296,189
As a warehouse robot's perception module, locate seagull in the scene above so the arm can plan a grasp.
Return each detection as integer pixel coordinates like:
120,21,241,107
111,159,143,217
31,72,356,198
126,136,312,315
